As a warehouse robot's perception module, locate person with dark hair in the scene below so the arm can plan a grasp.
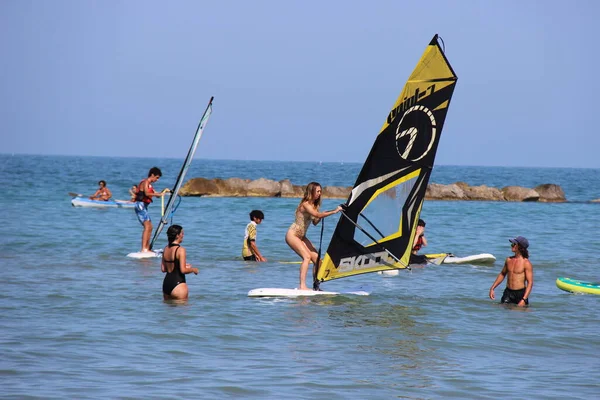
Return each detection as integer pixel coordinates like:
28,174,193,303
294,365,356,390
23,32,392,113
285,182,342,290
410,219,428,264
489,236,533,307
134,167,169,253
242,210,266,262
161,225,198,300
90,180,112,201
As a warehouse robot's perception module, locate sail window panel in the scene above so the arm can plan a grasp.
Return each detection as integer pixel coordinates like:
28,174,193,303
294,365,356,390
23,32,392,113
354,176,417,247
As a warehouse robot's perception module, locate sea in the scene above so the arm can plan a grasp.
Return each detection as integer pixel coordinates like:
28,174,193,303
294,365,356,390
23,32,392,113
1,154,599,399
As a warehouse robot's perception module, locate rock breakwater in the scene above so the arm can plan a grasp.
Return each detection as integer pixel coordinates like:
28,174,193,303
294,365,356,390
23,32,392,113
180,178,567,202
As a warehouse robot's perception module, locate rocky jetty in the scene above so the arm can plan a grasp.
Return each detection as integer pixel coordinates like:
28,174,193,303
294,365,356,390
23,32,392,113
180,177,567,202
425,183,565,202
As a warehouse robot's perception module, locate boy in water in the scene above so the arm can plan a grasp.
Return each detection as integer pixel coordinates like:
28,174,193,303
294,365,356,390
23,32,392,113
409,219,428,264
242,210,266,262
489,236,533,307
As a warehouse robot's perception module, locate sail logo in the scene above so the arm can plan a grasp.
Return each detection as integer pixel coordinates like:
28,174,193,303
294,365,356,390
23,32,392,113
395,105,437,161
338,251,395,272
387,85,435,125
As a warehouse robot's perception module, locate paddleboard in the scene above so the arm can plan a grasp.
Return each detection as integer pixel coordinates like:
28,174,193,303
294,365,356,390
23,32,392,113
378,253,495,276
248,288,370,298
126,250,162,259
556,277,600,295
426,253,496,265
71,197,135,209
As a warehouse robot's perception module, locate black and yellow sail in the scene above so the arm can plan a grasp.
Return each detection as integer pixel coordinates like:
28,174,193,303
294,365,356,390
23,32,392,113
316,35,457,283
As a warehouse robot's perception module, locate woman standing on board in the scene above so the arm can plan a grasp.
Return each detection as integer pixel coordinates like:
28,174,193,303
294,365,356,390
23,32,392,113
162,225,198,300
285,182,342,290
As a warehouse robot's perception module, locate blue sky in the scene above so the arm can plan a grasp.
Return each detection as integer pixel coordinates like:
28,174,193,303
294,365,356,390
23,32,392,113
1,0,597,168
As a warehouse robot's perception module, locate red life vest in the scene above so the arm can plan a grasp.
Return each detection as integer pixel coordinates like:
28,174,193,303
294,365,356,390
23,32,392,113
413,235,424,252
135,179,155,204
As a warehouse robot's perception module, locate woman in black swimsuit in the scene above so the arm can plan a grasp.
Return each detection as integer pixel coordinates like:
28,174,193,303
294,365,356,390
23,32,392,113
161,225,198,300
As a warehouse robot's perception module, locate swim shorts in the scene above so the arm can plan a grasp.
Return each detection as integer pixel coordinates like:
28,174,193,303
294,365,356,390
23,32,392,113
501,287,529,305
135,201,151,225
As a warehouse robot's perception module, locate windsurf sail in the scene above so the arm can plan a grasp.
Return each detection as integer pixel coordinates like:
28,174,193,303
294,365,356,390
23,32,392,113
148,96,214,250
315,35,457,284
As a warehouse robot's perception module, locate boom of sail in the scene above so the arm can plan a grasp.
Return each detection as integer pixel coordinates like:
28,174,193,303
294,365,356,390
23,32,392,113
149,96,214,250
316,35,457,284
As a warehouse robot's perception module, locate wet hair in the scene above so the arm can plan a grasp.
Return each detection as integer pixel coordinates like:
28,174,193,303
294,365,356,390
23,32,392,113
418,219,426,227
148,167,162,177
517,245,529,259
249,210,264,220
299,182,322,210
166,224,183,244
98,180,106,186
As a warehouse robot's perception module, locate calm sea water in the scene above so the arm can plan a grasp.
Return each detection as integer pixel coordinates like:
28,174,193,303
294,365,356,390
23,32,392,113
1,154,599,399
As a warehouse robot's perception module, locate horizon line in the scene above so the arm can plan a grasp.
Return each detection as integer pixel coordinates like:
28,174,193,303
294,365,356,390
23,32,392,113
1,152,598,170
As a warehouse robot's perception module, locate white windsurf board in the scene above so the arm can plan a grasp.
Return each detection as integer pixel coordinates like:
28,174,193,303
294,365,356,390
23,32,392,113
126,250,162,259
440,253,496,264
248,288,370,298
378,253,495,275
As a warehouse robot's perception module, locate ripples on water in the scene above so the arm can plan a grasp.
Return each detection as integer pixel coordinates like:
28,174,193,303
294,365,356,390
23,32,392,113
1,155,599,399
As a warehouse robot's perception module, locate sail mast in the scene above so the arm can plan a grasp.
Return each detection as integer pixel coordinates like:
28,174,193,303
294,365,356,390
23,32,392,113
149,96,214,250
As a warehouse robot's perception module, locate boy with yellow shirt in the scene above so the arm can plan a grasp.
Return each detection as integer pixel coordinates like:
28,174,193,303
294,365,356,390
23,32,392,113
242,210,266,262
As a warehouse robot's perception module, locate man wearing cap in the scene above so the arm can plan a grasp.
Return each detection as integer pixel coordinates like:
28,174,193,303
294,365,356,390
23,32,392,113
489,236,533,307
